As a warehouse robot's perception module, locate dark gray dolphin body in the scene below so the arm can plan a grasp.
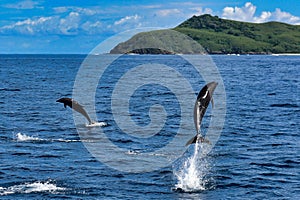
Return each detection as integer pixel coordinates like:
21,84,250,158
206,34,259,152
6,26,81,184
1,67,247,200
186,82,218,146
56,97,92,124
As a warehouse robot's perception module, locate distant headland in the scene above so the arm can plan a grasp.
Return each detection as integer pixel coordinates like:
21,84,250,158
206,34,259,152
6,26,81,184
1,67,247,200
110,14,300,55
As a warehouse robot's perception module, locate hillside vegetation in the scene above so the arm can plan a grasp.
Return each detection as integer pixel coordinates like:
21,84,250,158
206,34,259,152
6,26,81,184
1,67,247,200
110,29,206,54
111,14,300,54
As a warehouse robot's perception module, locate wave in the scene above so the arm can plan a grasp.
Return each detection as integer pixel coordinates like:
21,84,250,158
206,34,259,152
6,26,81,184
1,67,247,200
270,103,298,108
0,88,21,92
0,180,66,196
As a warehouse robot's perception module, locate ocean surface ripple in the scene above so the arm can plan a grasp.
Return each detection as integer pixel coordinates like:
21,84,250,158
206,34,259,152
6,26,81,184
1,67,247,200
0,54,299,199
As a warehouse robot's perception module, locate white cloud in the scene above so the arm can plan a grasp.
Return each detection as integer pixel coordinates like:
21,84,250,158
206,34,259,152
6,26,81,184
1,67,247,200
253,11,272,23
53,6,69,13
0,12,82,35
271,8,300,24
222,2,300,24
140,4,162,9
222,2,256,21
59,12,80,35
156,9,181,17
0,16,57,35
188,7,213,17
114,14,140,25
4,0,41,9
82,21,102,34
77,8,97,16
53,6,99,16
0,9,141,36
149,6,213,28
1,2,300,37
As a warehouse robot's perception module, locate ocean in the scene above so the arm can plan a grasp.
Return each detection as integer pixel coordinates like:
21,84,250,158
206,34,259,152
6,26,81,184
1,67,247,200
0,54,299,199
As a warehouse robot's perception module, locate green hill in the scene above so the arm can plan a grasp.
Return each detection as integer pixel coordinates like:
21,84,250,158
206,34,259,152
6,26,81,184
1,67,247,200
110,29,206,54
111,14,300,54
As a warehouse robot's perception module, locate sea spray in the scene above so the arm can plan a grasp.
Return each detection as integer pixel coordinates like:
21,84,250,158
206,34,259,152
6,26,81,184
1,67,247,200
173,142,212,192
15,132,41,142
0,180,66,196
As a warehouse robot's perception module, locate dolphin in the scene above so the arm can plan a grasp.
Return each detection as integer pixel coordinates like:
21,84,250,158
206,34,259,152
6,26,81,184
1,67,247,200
56,97,92,124
186,81,218,146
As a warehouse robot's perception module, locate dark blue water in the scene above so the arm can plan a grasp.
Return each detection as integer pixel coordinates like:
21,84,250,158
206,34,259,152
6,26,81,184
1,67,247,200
0,54,299,199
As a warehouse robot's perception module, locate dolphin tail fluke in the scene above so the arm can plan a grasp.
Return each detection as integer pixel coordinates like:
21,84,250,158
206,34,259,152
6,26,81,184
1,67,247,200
185,135,211,146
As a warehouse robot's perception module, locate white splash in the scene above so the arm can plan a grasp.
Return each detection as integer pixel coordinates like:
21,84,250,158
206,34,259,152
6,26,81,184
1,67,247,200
0,181,66,196
85,121,107,128
125,150,139,155
15,133,42,142
173,143,211,192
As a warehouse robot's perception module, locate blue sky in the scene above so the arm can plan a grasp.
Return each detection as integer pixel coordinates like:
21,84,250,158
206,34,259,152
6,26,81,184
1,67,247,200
0,0,299,54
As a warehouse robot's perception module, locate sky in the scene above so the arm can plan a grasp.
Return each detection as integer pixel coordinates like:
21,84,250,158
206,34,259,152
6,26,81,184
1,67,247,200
0,0,299,54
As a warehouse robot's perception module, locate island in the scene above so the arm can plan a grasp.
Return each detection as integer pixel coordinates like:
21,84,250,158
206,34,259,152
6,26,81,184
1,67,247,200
110,14,300,55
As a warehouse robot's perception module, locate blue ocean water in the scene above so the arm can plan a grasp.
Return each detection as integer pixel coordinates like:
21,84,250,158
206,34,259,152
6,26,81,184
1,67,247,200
0,54,299,199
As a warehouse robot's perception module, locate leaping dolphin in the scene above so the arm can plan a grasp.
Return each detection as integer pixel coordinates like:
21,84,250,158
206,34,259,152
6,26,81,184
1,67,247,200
56,97,92,125
186,82,218,146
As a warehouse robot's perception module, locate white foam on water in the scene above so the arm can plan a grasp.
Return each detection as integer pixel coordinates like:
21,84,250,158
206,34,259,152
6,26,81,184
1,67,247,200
55,138,81,143
0,181,66,196
173,143,212,192
85,121,107,128
15,132,99,143
15,133,42,142
125,150,139,155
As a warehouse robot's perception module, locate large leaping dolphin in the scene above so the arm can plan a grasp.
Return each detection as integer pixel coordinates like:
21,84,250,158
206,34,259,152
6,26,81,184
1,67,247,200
186,82,218,146
56,97,92,125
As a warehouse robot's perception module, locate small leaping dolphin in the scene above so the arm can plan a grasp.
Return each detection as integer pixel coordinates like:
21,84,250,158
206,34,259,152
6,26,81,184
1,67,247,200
56,97,92,125
186,81,218,146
